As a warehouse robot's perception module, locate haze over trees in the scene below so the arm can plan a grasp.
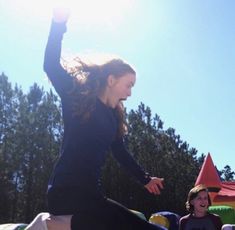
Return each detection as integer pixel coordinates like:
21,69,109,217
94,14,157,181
0,72,234,223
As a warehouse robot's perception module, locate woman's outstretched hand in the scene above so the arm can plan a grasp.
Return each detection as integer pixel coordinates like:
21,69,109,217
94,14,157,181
144,177,164,195
53,7,70,23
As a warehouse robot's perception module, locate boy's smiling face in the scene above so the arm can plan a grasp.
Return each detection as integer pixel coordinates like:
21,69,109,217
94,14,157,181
191,190,209,217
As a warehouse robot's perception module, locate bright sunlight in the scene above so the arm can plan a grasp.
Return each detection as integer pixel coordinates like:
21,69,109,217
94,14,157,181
7,0,135,28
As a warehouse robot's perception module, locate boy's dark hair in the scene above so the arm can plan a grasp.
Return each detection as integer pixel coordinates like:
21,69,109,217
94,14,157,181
186,184,212,213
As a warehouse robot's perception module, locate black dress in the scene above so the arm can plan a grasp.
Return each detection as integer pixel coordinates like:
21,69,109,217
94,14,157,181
43,20,164,230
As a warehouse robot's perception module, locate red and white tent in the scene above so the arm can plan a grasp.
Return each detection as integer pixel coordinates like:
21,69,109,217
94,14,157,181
214,181,235,208
195,153,235,208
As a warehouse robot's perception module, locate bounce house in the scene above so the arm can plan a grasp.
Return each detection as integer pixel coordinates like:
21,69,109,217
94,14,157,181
195,153,235,225
195,153,235,208
213,181,235,208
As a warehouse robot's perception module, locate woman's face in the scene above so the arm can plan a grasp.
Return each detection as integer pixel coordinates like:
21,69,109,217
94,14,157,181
191,190,209,217
106,73,136,108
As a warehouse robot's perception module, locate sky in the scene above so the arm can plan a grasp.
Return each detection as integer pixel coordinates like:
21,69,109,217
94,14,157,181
0,0,235,172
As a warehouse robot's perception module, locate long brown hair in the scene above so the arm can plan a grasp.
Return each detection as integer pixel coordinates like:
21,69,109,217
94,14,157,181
63,55,136,137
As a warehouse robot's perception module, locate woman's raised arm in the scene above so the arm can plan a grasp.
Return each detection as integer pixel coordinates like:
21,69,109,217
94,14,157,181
43,8,72,96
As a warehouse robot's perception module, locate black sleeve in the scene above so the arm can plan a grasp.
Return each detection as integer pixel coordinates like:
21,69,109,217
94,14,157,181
179,215,189,230
211,214,223,230
43,20,74,97
179,218,185,230
111,138,151,185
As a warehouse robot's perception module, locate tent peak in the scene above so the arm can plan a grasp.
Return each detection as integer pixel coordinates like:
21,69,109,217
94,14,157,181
195,153,221,191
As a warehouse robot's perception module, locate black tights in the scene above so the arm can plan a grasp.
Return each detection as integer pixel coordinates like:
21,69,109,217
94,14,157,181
47,186,164,230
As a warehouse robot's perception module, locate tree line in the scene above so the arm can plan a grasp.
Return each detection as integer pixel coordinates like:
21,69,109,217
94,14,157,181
0,72,234,224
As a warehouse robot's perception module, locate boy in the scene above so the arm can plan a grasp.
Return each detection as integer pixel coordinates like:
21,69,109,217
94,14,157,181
179,184,223,230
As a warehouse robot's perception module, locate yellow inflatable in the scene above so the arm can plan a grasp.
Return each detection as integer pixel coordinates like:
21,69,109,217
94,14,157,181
149,214,170,229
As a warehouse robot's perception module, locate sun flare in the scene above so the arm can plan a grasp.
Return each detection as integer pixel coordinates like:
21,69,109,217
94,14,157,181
7,0,135,28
